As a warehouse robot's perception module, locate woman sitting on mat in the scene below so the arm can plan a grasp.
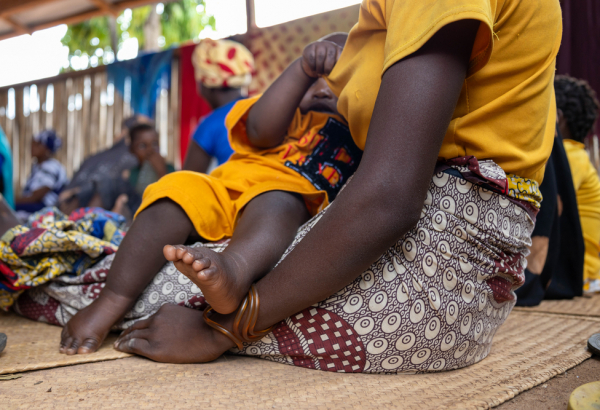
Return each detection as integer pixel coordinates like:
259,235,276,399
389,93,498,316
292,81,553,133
63,0,560,374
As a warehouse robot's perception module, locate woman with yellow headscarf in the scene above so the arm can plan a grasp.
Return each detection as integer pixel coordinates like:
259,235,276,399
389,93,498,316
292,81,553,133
183,39,255,173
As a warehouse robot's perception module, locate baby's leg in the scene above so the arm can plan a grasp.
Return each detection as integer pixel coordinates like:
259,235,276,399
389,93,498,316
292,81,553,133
164,191,310,314
60,199,197,355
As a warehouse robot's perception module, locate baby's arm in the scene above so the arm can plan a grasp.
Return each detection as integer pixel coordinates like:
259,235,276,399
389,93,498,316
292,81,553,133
246,40,343,149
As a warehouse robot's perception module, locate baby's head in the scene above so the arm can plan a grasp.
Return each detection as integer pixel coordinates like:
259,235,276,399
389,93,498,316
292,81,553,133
298,32,347,116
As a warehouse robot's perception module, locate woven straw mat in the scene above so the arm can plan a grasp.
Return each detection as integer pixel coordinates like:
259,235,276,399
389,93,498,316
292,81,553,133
0,311,130,375
514,293,600,317
0,310,596,409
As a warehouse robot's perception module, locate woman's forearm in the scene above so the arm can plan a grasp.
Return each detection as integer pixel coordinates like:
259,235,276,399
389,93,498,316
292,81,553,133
246,59,315,148
16,187,51,204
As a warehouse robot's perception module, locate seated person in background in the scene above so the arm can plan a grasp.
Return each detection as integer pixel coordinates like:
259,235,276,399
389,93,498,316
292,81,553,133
555,75,600,293
60,35,362,353
125,123,175,210
59,115,150,216
15,130,67,216
183,39,255,173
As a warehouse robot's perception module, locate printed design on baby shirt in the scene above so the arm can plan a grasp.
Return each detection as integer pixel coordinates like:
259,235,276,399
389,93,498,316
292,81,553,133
284,118,362,201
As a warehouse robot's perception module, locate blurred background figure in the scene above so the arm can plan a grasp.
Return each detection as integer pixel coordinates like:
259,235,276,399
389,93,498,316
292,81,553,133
556,75,600,293
58,115,150,216
516,75,600,305
183,38,255,173
124,123,175,211
15,130,67,217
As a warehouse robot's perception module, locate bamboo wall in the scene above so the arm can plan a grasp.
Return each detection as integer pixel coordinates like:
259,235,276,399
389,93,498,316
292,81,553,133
0,59,180,196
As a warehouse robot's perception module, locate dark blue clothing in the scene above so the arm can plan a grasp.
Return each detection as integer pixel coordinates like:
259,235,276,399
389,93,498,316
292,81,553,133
191,99,239,166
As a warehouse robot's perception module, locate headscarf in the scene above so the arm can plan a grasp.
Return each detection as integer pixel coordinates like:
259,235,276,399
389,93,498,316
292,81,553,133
34,130,62,153
192,39,254,89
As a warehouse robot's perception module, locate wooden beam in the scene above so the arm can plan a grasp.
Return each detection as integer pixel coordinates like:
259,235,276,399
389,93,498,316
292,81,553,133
245,0,256,32
0,64,107,93
29,9,106,32
0,0,58,18
0,0,178,42
1,16,33,35
88,0,118,17
114,0,177,11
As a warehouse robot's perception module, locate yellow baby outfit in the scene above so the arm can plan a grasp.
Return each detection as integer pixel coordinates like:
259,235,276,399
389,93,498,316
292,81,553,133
136,96,362,241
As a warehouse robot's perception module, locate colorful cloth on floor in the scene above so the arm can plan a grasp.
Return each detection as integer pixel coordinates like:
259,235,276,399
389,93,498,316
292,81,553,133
0,207,125,310
15,157,533,373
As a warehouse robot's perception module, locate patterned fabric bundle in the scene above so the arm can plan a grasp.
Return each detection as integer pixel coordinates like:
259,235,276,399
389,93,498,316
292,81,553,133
15,157,536,374
192,39,255,88
0,208,125,310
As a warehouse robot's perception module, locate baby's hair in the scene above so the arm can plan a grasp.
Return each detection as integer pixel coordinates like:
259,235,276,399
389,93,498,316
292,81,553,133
129,123,157,144
555,75,599,142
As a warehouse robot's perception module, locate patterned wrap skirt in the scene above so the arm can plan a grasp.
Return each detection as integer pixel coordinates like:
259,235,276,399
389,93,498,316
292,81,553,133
15,159,536,373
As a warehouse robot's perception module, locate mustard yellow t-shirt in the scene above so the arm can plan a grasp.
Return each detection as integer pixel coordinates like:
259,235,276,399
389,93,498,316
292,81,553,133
563,139,600,287
327,0,562,184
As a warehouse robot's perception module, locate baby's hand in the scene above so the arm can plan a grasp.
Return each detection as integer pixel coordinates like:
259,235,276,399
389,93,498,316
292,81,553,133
301,40,343,78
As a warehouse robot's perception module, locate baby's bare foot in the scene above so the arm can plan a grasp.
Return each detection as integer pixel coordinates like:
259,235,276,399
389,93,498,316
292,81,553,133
163,245,247,314
59,290,132,355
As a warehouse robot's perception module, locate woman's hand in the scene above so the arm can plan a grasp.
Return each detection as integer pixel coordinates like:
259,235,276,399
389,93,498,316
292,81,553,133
301,40,343,78
114,304,236,363
146,150,168,178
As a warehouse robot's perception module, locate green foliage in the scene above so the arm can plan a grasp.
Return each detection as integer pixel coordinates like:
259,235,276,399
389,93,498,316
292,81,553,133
61,0,215,70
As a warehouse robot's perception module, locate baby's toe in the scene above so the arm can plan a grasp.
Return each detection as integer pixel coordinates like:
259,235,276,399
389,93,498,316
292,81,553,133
181,249,201,265
163,245,178,261
191,257,211,272
175,246,191,260
198,265,218,281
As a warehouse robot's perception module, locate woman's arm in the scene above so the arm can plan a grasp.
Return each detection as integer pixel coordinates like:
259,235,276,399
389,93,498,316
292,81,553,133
183,141,212,173
114,20,483,363
147,151,168,178
249,20,481,330
246,41,342,148
16,186,51,204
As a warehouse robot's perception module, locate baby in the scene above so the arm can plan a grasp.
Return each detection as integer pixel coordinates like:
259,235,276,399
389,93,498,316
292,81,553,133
60,33,361,354
162,33,361,315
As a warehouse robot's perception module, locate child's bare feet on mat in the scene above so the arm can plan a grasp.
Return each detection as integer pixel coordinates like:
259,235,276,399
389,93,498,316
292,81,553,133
59,289,132,355
163,244,247,314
